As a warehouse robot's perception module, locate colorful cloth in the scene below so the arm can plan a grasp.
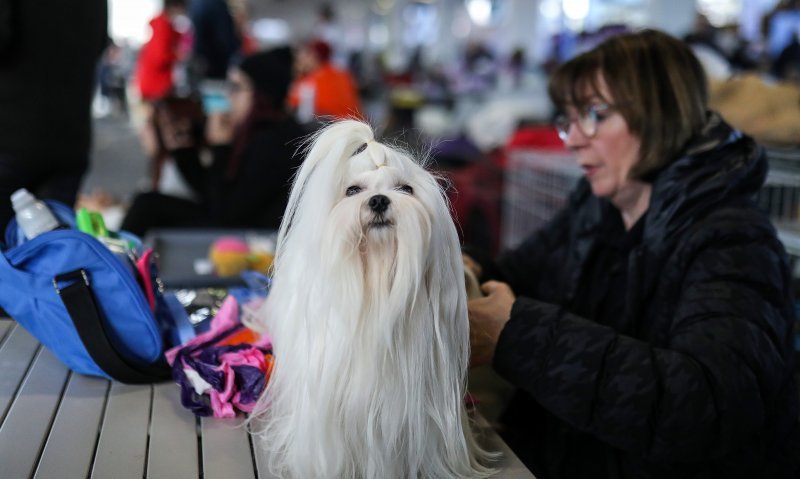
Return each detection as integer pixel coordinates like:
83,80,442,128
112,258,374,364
166,295,273,417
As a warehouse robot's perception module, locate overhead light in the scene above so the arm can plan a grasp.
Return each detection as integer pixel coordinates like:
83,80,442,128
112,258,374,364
251,18,291,45
466,0,492,26
563,0,589,21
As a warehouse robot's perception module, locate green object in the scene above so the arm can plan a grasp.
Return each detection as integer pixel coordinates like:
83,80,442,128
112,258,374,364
75,208,108,238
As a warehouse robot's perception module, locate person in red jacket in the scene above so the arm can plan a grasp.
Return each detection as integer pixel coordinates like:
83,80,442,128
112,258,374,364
287,39,362,123
134,0,188,175
135,0,187,101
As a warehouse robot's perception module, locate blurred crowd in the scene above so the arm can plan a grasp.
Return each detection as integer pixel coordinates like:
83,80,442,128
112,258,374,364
90,0,800,148
3,0,800,237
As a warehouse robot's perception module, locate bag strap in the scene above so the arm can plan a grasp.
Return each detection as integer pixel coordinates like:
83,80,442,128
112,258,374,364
54,269,172,384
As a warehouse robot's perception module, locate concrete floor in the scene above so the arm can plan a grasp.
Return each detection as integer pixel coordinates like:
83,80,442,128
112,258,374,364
83,114,150,204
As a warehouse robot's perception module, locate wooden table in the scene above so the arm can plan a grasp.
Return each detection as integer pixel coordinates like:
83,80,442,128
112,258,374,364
0,319,534,478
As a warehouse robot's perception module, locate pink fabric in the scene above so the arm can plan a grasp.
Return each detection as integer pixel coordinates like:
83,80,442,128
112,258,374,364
167,294,274,418
209,363,237,418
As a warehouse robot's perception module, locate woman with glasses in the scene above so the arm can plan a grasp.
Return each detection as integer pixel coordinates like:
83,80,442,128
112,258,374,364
121,48,306,236
466,29,799,478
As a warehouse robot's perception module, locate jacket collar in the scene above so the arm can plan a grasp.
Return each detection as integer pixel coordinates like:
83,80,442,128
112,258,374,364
644,112,765,255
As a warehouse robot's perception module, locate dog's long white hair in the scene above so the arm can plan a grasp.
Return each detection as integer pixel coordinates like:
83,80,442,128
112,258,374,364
249,120,495,478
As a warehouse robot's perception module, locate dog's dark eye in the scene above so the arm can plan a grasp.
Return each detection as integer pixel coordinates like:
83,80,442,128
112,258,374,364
346,185,362,197
396,185,414,195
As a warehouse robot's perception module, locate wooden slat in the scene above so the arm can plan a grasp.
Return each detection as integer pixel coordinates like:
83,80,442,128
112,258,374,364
0,319,535,478
91,383,152,479
0,319,11,344
201,417,256,479
147,382,200,478
0,347,70,478
251,433,281,479
34,374,110,479
249,416,534,479
0,323,41,422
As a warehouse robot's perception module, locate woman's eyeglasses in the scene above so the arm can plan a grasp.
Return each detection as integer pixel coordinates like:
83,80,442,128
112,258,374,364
554,103,614,141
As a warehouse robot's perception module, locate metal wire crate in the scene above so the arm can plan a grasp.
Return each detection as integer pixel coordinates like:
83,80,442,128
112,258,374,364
501,149,581,249
759,147,800,259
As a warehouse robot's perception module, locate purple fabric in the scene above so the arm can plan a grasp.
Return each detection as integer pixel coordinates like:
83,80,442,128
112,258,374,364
167,295,273,418
172,339,272,417
232,365,266,405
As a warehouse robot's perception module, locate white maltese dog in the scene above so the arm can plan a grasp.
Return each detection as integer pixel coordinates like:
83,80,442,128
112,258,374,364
249,120,495,478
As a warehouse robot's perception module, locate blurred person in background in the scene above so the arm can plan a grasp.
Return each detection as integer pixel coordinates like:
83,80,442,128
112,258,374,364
0,0,107,228
683,13,723,56
771,31,800,81
312,3,346,68
135,0,187,103
761,0,800,49
456,40,497,94
466,29,799,478
287,39,363,123
121,48,305,236
188,0,241,83
506,47,527,89
229,1,258,58
133,0,189,185
98,41,132,119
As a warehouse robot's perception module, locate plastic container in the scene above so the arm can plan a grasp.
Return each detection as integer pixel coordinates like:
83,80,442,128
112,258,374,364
10,188,60,239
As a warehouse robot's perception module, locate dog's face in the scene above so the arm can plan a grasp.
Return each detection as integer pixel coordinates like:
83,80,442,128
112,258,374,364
347,167,414,232
323,143,444,272
350,172,413,232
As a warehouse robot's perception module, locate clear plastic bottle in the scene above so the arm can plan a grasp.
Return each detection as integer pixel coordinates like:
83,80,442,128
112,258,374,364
10,188,60,239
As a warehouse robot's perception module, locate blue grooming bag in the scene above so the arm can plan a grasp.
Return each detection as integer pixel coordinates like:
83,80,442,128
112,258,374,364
0,201,173,383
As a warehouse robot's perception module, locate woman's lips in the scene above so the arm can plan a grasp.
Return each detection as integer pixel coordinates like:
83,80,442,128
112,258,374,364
581,165,600,177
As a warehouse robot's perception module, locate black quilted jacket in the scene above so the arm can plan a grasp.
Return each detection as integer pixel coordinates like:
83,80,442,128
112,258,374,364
490,114,800,478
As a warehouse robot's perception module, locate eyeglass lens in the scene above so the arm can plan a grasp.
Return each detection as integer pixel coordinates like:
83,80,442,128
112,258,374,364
555,105,608,140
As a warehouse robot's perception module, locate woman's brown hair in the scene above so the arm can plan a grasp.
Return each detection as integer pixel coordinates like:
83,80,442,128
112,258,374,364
548,29,708,180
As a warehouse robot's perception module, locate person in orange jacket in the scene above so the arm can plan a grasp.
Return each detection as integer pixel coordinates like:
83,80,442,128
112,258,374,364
287,39,363,123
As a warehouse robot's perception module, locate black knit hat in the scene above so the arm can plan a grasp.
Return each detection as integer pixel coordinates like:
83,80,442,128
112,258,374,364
237,47,294,108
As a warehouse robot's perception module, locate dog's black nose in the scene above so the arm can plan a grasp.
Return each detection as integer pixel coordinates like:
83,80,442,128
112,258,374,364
368,194,390,213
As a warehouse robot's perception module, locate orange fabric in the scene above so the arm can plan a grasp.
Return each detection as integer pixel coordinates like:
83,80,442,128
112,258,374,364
288,63,363,120
218,327,260,346
263,353,275,383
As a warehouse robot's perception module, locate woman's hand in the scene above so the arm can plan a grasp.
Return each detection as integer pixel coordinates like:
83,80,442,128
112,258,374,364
468,280,515,367
205,112,235,145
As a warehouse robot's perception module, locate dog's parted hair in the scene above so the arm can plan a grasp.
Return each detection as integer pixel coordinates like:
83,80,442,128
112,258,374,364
247,120,496,478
